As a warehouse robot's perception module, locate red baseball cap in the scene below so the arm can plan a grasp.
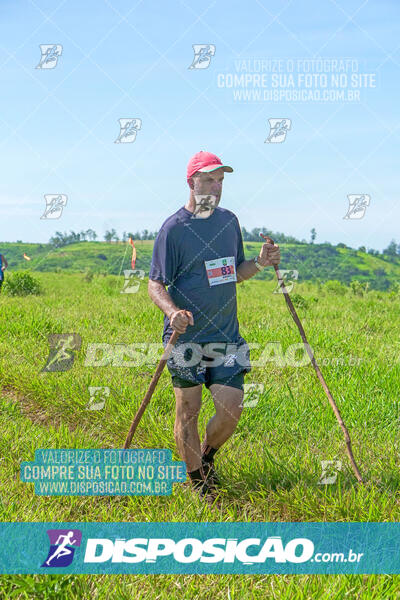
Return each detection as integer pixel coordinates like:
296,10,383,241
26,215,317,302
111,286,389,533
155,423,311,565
187,151,233,183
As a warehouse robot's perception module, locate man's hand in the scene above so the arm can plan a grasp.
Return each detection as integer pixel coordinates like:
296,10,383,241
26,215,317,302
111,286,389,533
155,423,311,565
169,309,194,333
257,242,280,267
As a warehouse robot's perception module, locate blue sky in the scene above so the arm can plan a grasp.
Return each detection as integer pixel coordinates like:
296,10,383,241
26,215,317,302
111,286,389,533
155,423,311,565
0,0,399,250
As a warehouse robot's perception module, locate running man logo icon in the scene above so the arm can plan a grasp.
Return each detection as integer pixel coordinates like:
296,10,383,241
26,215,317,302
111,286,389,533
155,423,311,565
240,383,265,408
188,44,216,69
36,44,63,69
41,333,82,372
114,118,142,143
120,269,146,294
191,194,218,219
41,529,82,568
318,460,342,485
264,119,291,143
343,194,371,219
40,194,68,219
273,270,299,294
87,386,110,411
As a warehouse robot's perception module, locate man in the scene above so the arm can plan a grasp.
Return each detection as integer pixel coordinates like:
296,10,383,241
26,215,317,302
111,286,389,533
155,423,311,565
0,252,8,293
148,151,280,505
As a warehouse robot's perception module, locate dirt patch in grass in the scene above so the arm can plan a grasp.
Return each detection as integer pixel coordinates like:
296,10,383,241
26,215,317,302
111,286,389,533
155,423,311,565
0,386,79,431
0,386,127,447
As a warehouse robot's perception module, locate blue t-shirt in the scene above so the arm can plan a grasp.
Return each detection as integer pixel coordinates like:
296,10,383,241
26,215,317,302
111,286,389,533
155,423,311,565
0,255,3,280
149,205,246,344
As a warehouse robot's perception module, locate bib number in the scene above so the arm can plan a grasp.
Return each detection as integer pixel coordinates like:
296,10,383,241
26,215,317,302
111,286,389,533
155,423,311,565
205,256,237,287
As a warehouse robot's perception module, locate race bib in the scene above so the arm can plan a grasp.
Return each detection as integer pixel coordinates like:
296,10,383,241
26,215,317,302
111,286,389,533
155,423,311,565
204,256,237,287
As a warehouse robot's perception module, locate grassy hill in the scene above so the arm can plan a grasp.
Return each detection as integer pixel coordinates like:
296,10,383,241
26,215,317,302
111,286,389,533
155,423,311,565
1,239,400,290
0,271,399,597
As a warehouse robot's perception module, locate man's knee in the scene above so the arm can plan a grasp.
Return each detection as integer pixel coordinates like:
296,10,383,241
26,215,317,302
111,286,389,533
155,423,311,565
211,385,244,422
225,397,244,422
174,388,202,422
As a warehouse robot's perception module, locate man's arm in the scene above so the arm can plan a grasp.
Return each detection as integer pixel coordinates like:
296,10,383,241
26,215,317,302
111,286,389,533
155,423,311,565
148,279,193,333
1,255,7,270
236,259,261,283
237,242,280,283
148,279,179,320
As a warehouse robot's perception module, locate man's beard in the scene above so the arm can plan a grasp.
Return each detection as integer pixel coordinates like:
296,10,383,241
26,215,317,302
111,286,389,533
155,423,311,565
191,194,219,219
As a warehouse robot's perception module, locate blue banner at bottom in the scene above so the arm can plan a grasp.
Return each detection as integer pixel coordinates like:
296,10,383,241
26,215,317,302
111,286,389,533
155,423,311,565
0,522,398,574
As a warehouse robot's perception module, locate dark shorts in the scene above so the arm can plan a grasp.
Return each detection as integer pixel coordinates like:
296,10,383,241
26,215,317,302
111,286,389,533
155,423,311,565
165,339,252,391
172,370,245,390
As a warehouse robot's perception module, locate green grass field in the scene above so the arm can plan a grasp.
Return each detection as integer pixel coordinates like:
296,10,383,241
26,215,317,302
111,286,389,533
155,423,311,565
0,270,399,598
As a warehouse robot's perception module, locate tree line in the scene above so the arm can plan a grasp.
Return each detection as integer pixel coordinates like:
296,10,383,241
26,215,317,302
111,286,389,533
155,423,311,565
49,229,159,247
48,228,400,258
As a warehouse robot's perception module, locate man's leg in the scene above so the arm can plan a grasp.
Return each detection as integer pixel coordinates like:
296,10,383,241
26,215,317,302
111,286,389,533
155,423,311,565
202,382,244,454
173,383,221,504
203,383,244,448
173,384,203,473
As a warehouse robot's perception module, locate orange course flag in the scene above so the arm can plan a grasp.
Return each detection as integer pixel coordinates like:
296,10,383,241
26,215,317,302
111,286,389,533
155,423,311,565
128,238,136,270
23,253,31,261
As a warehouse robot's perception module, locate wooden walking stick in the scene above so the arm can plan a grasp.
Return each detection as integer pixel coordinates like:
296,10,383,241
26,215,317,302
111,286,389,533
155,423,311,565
260,233,364,484
123,328,180,449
